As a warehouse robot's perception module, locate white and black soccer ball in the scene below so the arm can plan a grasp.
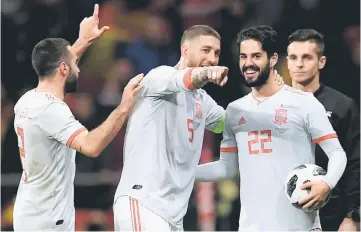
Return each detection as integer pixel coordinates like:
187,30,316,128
284,164,331,212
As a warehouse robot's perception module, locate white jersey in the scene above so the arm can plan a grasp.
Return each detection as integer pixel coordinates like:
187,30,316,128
13,89,85,231
114,66,224,229
221,85,336,231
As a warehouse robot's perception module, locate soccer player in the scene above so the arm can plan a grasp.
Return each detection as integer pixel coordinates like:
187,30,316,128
112,25,230,231
195,25,347,231
12,4,143,231
287,29,360,231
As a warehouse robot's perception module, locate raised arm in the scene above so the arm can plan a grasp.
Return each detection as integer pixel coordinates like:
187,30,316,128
71,4,110,62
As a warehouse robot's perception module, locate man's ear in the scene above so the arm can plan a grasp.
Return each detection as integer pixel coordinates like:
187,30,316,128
181,43,188,57
59,62,69,77
270,53,279,68
318,56,326,70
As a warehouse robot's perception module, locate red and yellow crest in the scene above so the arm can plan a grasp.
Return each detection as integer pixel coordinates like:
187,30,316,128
274,108,288,125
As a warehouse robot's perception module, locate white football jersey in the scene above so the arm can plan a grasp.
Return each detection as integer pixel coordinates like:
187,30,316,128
221,85,336,231
114,66,225,229
13,89,85,231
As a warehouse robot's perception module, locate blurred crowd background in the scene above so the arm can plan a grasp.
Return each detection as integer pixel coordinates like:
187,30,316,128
1,0,360,230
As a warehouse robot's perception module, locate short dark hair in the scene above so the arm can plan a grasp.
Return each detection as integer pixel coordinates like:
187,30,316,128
237,25,278,57
31,38,71,78
180,25,221,45
288,29,325,57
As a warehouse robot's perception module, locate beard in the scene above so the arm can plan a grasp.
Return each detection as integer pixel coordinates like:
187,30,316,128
241,62,271,87
64,69,78,93
65,78,78,93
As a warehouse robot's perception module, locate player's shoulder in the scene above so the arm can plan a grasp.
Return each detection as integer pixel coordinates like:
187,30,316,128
320,85,358,116
14,89,68,117
15,89,64,107
282,85,320,105
146,65,175,76
142,65,177,84
322,85,355,106
282,85,313,98
233,92,253,106
225,96,249,114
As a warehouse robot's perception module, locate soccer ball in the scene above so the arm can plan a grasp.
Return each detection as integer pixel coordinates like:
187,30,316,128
284,164,331,212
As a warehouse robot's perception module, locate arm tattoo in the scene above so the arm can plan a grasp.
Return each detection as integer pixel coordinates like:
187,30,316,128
191,69,209,88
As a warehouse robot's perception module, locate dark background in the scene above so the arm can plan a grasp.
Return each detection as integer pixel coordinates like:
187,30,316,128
1,0,359,230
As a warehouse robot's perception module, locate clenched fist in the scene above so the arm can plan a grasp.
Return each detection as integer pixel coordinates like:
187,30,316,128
204,66,229,86
191,66,229,88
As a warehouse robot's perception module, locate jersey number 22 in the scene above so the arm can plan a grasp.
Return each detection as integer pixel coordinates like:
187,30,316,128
248,130,272,155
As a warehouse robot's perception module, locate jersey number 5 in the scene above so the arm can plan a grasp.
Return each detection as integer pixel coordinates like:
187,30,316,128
17,127,28,182
248,130,272,155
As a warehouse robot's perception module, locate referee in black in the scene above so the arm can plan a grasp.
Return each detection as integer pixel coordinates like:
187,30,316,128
286,29,360,231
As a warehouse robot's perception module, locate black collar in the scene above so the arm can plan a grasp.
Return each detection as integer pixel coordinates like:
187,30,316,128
313,83,324,97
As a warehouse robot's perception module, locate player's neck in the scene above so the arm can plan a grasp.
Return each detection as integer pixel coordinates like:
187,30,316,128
37,78,65,101
292,74,320,93
252,73,283,98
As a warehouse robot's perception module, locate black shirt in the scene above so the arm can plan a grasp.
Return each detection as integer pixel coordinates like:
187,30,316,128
313,83,360,227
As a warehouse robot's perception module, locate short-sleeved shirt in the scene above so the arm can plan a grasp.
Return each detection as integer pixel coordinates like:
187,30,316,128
220,85,336,231
13,89,85,231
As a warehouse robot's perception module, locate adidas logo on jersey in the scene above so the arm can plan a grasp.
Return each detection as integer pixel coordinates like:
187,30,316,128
238,117,246,125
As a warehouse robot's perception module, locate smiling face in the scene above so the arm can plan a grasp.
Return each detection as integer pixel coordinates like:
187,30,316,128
239,39,277,87
236,25,279,88
180,25,221,67
183,35,221,67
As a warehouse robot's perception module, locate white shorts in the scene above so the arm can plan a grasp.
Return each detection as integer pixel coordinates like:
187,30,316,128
113,196,182,231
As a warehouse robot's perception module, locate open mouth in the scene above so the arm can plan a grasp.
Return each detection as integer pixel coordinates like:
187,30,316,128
243,69,259,79
245,70,257,74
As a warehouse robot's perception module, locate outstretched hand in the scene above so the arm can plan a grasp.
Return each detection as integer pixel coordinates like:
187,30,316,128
120,73,144,112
